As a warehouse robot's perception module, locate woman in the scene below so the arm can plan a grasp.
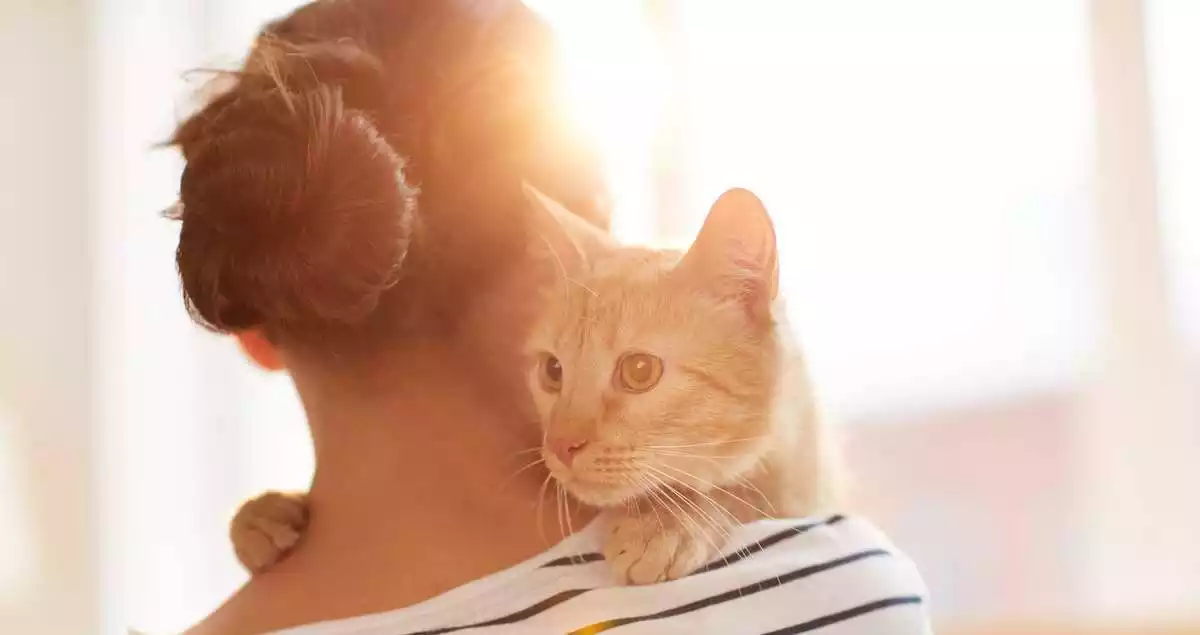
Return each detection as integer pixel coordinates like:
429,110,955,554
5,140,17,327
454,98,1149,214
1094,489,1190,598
172,1,930,633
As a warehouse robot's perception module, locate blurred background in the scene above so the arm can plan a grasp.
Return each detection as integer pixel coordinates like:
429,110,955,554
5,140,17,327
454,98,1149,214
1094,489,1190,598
1,0,1197,633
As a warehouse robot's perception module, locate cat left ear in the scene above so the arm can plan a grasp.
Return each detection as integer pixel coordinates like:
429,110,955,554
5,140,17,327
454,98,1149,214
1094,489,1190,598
523,181,613,278
675,188,779,320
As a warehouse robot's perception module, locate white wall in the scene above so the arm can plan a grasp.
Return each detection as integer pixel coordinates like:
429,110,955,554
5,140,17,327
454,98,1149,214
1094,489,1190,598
0,1,100,634
1081,0,1200,617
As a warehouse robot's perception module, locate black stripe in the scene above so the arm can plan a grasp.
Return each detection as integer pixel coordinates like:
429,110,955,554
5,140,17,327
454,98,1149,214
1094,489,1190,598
566,548,892,634
758,596,924,635
403,588,591,635
691,515,846,576
541,552,606,567
417,516,860,633
542,515,844,571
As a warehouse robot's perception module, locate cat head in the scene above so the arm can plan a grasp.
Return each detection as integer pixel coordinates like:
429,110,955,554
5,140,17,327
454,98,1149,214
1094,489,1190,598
523,185,782,507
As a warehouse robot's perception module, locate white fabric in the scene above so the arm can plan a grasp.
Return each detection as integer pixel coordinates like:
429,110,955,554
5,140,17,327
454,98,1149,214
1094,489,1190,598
269,515,931,635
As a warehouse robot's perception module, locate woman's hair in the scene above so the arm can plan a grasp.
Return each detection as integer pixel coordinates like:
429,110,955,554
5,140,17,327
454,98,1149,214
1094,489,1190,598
170,0,609,350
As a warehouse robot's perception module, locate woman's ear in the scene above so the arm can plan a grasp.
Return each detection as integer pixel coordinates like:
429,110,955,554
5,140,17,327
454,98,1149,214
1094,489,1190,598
235,329,286,371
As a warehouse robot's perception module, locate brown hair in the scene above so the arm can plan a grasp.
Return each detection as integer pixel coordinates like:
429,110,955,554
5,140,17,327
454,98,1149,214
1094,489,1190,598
169,0,609,349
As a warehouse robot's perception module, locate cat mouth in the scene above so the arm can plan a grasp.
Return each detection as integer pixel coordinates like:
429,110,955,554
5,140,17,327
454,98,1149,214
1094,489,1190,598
544,459,645,507
544,444,739,507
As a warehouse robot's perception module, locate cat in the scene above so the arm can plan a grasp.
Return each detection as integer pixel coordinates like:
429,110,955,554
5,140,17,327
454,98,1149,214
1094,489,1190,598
229,186,841,584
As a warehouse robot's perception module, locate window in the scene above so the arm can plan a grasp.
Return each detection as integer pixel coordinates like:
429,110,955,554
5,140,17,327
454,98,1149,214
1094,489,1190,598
1148,0,1200,353
539,0,1097,421
0,409,35,606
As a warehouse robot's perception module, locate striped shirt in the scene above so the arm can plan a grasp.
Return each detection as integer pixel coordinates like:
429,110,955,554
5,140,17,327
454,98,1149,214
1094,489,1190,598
269,515,931,635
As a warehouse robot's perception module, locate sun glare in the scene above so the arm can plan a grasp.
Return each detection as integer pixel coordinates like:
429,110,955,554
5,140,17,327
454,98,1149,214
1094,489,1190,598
525,2,782,245
525,0,667,244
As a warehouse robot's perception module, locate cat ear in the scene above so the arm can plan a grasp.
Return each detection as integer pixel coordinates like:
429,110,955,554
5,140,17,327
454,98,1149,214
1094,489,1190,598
523,181,613,276
675,188,779,319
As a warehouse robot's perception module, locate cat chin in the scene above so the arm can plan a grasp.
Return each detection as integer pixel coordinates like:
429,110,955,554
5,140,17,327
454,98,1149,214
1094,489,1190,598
556,477,640,508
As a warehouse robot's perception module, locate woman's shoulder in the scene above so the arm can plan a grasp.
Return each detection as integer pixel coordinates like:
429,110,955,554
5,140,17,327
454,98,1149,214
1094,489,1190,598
715,515,932,629
614,513,931,633
559,514,932,634
738,514,929,595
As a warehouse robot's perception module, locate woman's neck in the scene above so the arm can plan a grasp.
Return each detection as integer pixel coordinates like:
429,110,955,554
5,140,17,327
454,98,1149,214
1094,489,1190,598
304,358,580,564
193,345,593,635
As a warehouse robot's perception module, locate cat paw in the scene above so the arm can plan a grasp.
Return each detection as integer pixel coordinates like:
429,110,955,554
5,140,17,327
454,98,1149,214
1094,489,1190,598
230,491,309,574
603,514,718,585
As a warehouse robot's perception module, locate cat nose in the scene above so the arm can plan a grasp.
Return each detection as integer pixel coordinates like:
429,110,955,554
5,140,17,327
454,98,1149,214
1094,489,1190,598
548,437,589,467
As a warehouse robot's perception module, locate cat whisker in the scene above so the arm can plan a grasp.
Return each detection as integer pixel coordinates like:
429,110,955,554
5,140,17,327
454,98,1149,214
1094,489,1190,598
722,471,777,515
719,452,779,513
501,456,547,490
636,472,690,539
640,469,724,557
634,478,666,532
555,482,567,542
620,477,649,544
628,475,666,535
657,460,777,520
662,459,788,589
633,470,681,525
666,480,756,568
645,451,778,515
568,277,598,298
650,462,780,569
641,463,734,542
640,465,754,570
535,473,554,545
564,488,577,538
643,436,771,451
647,450,750,461
659,478,726,557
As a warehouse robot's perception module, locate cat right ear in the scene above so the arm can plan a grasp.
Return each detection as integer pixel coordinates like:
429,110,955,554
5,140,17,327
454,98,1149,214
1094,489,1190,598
523,182,612,277
675,188,779,322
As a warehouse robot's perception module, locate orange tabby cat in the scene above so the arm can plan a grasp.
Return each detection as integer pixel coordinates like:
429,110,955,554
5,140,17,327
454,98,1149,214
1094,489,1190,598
230,186,840,584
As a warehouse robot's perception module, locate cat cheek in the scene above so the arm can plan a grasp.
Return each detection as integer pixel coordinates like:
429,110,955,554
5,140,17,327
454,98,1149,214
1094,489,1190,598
526,389,554,423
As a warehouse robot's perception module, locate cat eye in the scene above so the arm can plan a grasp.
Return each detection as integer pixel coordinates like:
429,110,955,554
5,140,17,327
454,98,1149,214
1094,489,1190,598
615,352,664,393
539,353,563,393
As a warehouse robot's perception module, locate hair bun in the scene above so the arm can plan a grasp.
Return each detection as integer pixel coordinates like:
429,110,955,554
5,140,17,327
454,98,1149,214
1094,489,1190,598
175,83,416,333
